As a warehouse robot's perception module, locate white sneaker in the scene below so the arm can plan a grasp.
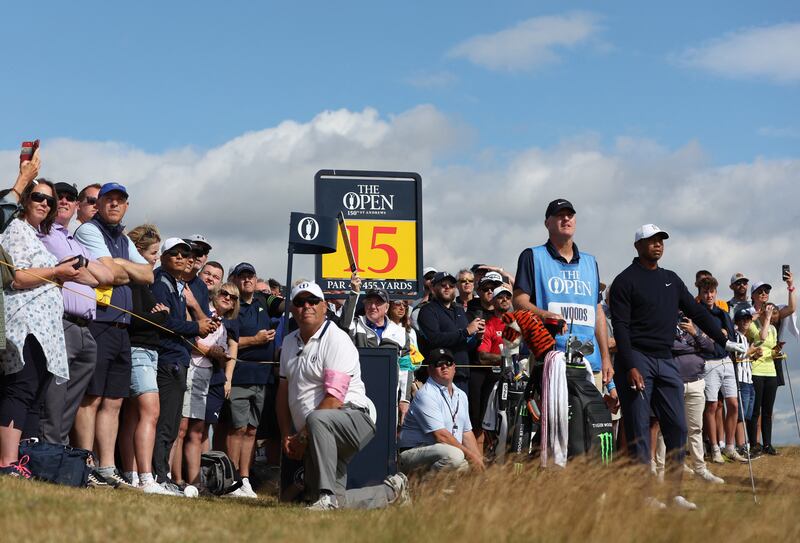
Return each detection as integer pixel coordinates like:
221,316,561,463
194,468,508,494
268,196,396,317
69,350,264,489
696,469,725,484
158,481,187,497
240,477,258,499
141,480,179,496
672,495,698,510
723,447,747,463
683,464,695,475
307,493,339,511
644,496,666,510
385,472,411,506
224,486,249,498
711,448,725,464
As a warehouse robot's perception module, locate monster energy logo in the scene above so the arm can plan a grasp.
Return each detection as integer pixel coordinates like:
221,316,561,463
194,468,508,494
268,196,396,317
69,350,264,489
598,432,613,465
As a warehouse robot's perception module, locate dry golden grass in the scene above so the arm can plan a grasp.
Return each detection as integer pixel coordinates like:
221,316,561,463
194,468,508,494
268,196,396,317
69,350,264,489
3,448,800,543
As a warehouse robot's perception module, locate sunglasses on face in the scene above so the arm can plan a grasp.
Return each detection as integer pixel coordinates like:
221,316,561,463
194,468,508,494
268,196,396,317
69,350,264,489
292,296,323,308
83,196,98,205
434,360,455,368
57,192,78,203
30,192,56,207
218,290,239,302
734,281,748,287
166,249,191,259
438,283,456,290
458,279,474,284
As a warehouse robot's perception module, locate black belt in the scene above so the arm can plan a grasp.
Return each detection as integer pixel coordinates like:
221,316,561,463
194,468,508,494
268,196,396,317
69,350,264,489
63,313,91,327
96,321,129,330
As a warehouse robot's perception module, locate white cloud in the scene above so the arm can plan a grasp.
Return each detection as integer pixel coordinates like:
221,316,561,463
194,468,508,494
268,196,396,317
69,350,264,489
447,11,601,72
677,22,800,83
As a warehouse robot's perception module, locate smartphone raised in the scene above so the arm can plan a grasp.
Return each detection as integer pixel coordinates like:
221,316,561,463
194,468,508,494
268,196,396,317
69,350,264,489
783,264,791,281
20,139,39,164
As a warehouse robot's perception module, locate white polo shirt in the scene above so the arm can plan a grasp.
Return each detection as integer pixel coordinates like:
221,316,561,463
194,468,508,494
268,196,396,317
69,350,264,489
280,320,376,431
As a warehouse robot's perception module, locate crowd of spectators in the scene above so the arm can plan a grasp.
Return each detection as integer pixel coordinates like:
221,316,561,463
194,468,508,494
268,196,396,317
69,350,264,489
0,152,796,512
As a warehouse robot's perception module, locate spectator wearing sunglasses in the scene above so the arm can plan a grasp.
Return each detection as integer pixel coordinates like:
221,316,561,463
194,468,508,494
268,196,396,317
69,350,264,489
182,234,214,321
73,182,155,487
728,273,752,318
181,283,239,489
37,181,114,445
76,183,101,225
0,178,78,476
278,281,408,510
149,238,218,490
455,269,476,312
398,348,484,474
224,262,282,498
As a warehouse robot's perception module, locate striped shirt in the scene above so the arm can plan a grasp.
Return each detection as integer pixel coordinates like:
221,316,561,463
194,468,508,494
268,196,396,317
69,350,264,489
734,331,753,384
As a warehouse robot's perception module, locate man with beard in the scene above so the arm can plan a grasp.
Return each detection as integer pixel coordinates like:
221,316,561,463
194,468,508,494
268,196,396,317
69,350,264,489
609,224,744,510
417,272,484,393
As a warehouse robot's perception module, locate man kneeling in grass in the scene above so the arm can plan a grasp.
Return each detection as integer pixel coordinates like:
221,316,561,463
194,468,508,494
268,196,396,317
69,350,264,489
277,281,409,511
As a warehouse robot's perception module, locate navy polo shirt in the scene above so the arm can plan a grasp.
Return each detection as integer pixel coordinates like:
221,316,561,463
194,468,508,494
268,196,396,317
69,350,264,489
366,318,388,340
232,298,276,385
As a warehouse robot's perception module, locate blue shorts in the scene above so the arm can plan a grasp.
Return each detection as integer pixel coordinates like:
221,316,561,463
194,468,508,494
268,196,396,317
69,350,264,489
205,383,226,424
130,347,159,396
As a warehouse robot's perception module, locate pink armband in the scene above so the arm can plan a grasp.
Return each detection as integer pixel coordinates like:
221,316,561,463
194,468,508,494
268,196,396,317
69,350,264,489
323,369,351,402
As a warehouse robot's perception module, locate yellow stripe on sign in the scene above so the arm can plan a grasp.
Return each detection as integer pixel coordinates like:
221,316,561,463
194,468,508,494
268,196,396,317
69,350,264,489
322,220,417,280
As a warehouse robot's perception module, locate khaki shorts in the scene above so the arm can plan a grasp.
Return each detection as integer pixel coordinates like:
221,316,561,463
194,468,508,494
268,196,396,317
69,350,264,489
225,384,266,428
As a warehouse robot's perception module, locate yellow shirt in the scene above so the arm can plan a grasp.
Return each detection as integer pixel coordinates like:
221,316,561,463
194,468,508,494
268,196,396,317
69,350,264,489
747,321,777,377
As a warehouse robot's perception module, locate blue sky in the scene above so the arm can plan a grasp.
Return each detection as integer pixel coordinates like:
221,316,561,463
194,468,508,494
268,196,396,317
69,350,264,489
1,1,797,163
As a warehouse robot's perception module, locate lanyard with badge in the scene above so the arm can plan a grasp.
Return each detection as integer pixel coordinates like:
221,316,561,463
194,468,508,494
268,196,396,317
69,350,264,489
438,387,460,435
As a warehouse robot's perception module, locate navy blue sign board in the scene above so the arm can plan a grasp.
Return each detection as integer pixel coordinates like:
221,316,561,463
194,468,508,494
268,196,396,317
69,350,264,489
314,169,423,300
279,347,398,501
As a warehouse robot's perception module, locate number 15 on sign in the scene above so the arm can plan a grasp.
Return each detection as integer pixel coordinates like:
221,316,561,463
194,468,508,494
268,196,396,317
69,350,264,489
321,220,416,279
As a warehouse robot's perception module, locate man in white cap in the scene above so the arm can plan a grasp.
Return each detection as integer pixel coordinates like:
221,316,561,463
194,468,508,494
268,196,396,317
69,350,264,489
151,237,218,492
277,281,409,510
609,224,745,510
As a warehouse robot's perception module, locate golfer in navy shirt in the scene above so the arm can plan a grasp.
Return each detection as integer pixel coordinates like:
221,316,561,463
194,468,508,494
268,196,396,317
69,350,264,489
610,224,744,510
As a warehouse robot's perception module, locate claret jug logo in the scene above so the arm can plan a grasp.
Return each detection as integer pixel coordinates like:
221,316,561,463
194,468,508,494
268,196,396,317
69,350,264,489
343,184,395,216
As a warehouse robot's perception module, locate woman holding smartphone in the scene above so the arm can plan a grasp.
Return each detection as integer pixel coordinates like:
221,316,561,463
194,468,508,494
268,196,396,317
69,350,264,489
747,271,795,455
0,179,75,475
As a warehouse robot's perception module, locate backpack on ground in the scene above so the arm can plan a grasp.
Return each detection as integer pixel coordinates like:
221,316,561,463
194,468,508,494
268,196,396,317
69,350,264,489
199,451,242,496
18,438,92,487
565,367,613,464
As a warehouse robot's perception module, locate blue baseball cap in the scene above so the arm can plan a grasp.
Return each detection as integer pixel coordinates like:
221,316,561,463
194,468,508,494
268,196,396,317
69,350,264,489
231,262,257,276
98,182,129,198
